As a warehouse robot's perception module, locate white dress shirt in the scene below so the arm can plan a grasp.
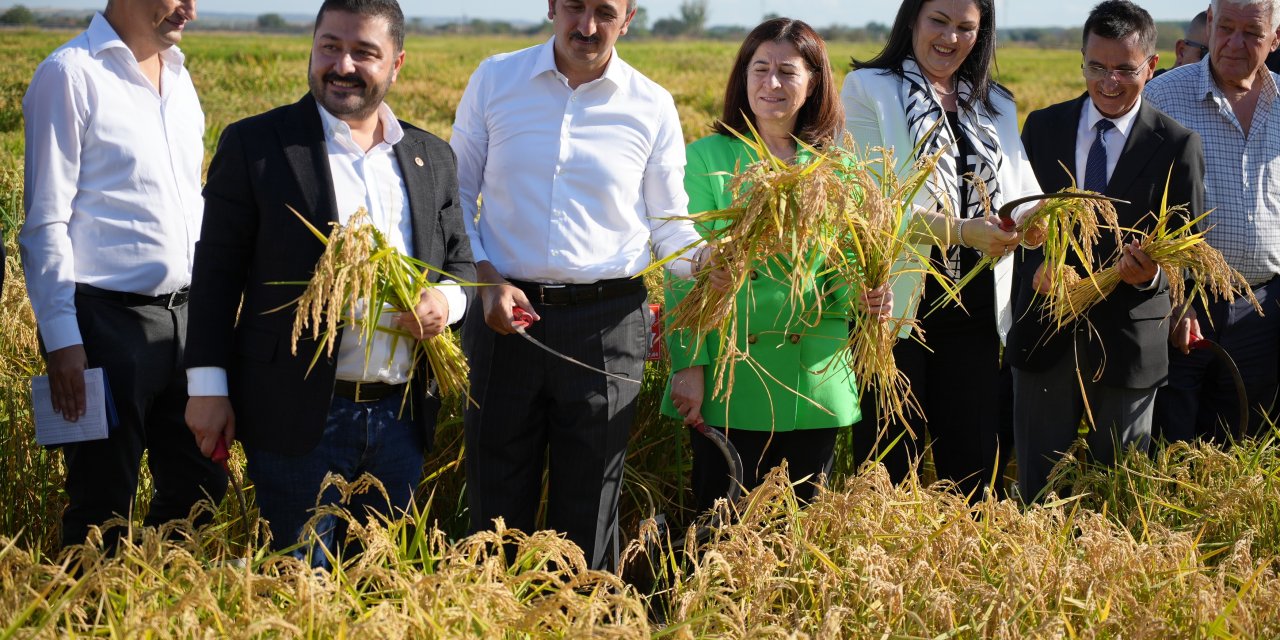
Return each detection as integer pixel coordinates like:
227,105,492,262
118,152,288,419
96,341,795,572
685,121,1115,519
20,12,205,352
450,37,702,283
1075,96,1141,185
1076,97,1159,290
186,102,466,395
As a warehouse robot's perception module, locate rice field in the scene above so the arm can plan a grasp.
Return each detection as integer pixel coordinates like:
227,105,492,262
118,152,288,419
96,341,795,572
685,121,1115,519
2,30,1276,637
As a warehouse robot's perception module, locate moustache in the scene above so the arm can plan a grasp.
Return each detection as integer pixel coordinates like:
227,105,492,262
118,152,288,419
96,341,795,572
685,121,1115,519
324,72,366,88
570,31,599,44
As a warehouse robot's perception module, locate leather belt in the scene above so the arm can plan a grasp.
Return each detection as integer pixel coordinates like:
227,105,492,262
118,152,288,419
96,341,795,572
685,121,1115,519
507,277,645,306
75,283,189,309
333,380,407,403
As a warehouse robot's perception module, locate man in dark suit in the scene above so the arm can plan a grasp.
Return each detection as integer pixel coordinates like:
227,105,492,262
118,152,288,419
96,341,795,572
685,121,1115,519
183,0,473,563
1009,0,1204,502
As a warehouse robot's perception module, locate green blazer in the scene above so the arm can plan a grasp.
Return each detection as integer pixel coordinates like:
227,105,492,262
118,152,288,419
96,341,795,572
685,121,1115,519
661,134,863,431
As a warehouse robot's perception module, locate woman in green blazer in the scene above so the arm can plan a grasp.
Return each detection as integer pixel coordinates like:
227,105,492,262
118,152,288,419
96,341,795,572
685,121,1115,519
664,18,893,511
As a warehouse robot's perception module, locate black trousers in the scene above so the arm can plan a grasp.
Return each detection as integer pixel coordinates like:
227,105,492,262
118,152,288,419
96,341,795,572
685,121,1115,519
1155,278,1280,443
691,426,838,512
463,290,648,572
59,292,226,548
851,321,1013,500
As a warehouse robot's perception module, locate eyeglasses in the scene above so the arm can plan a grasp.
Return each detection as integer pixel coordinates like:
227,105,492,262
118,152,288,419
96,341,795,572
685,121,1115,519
1182,39,1210,59
1081,56,1155,83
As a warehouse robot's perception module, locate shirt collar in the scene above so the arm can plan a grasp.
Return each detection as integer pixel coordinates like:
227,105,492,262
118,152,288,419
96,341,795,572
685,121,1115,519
533,36,628,88
86,12,186,67
316,101,404,152
1085,94,1142,139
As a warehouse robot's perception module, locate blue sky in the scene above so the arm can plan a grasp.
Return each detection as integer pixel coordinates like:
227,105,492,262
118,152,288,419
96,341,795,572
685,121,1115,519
14,0,1214,28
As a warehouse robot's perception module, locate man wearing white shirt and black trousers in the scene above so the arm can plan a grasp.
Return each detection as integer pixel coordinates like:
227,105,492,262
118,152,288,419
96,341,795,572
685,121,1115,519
184,0,473,565
20,0,225,549
452,0,708,571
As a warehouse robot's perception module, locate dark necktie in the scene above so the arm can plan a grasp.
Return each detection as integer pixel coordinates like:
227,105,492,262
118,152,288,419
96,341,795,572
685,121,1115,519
1084,118,1115,193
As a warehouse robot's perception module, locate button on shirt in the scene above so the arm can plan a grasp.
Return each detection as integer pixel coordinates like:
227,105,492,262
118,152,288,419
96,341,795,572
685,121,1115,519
20,12,204,352
1145,58,1280,285
186,103,467,395
450,37,703,283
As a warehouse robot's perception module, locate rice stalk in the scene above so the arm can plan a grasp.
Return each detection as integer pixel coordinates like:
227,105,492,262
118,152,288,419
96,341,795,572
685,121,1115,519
1054,203,1260,327
282,207,474,401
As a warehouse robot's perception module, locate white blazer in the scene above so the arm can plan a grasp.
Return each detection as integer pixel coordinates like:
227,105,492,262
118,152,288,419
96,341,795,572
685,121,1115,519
841,67,1041,343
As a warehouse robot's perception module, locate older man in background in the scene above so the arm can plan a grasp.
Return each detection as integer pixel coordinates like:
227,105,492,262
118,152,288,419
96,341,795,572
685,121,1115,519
1145,0,1280,442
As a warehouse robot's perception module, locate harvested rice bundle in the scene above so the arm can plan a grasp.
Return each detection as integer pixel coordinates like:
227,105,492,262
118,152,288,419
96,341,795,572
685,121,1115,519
836,143,950,427
659,127,857,399
948,184,1124,314
282,206,472,401
1056,200,1260,327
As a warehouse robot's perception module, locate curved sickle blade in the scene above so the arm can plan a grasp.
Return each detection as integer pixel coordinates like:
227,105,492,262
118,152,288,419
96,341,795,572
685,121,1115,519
1190,337,1250,440
513,327,641,384
994,192,1130,231
691,421,746,502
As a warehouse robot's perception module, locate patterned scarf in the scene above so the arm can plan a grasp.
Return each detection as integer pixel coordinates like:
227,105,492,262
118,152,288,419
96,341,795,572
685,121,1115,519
900,57,1004,278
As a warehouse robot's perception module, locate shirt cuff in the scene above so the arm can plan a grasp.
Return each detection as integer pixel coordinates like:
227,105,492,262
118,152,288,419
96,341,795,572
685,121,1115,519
665,244,704,279
1135,266,1163,292
187,367,229,397
38,315,84,353
437,280,466,325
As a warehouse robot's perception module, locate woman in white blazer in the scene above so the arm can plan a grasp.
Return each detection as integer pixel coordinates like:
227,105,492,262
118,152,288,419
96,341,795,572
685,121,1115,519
841,0,1042,500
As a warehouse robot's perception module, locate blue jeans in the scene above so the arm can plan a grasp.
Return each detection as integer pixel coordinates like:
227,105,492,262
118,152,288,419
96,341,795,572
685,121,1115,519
245,394,425,568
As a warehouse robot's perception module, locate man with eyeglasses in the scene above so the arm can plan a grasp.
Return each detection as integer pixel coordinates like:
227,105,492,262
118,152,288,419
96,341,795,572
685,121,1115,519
1146,0,1280,443
1008,0,1204,502
1178,11,1211,67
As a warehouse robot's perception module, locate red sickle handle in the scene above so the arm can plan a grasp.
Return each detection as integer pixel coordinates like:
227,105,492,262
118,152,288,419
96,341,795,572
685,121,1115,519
1188,327,1210,351
512,307,534,330
211,438,230,472
998,217,1016,233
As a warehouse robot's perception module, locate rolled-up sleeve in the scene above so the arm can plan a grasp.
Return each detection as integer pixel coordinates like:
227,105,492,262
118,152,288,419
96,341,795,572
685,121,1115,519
20,59,87,352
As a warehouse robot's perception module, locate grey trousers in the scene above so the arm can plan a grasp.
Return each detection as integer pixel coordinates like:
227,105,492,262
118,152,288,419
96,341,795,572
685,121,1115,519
1012,337,1155,503
462,289,648,572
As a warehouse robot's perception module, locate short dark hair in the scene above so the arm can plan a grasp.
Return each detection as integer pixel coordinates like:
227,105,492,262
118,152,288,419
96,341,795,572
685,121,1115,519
1082,1,1157,56
1189,10,1208,34
853,0,1008,116
716,18,843,148
314,0,405,52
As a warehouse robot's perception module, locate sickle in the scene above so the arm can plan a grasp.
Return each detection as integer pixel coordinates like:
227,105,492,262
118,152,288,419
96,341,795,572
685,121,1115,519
994,192,1130,232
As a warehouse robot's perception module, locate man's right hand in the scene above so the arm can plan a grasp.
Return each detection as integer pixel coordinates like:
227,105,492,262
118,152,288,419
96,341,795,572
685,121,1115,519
476,261,539,335
47,344,88,421
186,396,236,458
1170,305,1201,355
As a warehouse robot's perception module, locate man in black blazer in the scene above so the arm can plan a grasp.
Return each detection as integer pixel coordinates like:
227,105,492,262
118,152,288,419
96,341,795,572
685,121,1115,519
183,0,473,562
1009,0,1204,502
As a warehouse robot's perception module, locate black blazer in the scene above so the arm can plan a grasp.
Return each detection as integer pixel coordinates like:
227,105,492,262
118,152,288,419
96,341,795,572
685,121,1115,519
185,94,475,455
1008,95,1204,389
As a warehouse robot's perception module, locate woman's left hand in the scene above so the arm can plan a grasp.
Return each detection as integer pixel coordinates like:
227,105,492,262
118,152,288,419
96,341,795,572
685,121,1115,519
965,216,1021,258
860,284,894,321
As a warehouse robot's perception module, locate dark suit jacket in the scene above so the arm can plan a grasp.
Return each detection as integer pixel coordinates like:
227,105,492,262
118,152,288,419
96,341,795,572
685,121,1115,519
1008,95,1204,389
185,94,475,455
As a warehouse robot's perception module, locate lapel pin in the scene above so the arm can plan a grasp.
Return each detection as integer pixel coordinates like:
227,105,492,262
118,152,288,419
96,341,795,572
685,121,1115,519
414,156,424,167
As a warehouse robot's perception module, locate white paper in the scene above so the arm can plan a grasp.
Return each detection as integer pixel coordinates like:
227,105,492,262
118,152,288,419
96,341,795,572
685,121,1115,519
31,367,110,446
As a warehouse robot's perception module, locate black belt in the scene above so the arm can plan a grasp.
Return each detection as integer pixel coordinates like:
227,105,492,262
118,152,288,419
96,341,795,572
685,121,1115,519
507,277,645,306
75,283,189,309
333,380,407,403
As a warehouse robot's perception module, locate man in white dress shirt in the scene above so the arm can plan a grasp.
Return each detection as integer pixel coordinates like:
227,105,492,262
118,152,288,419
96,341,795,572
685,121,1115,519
451,0,707,571
20,0,225,549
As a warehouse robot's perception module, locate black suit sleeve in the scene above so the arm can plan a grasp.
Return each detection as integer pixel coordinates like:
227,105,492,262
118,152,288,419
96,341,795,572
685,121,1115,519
186,123,259,370
428,139,476,328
